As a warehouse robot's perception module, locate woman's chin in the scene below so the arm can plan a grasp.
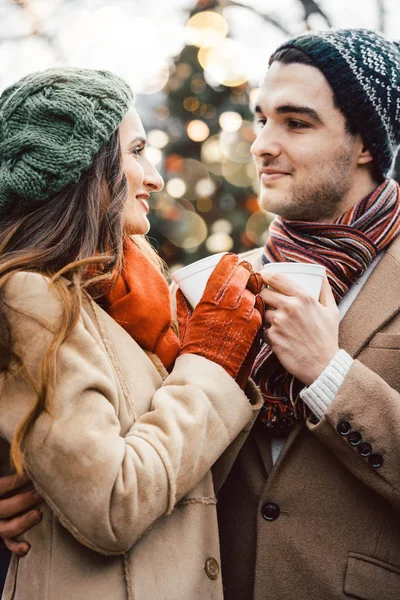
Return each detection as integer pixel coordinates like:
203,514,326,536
123,217,150,236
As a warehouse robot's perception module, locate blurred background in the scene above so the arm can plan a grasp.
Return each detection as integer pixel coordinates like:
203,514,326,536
1,0,399,269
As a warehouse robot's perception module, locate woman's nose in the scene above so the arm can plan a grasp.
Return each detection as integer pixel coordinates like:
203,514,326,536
145,160,164,192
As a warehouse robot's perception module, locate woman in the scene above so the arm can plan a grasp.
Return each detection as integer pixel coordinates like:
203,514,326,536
0,67,263,599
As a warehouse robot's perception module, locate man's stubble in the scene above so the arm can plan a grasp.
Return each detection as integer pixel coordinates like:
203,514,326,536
260,139,355,223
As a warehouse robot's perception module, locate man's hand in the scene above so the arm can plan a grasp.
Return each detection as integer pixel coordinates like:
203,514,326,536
0,473,42,556
260,273,340,386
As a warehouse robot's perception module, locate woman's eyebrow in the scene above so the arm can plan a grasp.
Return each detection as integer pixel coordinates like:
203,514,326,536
129,136,147,146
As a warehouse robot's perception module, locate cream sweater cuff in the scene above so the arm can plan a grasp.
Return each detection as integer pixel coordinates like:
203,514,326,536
299,349,353,421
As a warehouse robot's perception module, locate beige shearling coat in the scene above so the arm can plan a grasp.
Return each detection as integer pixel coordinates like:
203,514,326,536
218,235,400,600
0,271,262,600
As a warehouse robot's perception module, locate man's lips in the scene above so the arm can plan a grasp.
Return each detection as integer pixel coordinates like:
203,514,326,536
259,168,291,183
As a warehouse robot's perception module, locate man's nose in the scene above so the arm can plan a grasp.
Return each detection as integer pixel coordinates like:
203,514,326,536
251,124,281,159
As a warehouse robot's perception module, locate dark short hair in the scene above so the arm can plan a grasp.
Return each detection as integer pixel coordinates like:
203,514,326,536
269,47,358,136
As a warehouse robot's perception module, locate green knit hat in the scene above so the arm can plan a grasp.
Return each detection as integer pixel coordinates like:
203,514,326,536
0,67,133,215
272,29,400,178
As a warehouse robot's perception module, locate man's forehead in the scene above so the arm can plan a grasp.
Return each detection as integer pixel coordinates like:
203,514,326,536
255,61,334,113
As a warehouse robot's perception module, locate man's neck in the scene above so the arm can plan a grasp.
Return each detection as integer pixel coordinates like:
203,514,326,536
328,174,382,223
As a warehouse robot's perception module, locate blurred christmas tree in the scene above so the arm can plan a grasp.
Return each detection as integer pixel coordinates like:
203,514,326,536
147,4,272,267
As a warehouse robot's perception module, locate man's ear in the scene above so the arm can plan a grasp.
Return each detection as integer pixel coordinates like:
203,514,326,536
356,136,374,165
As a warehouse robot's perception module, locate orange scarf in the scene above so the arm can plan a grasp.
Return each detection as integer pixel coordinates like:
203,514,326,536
103,237,180,370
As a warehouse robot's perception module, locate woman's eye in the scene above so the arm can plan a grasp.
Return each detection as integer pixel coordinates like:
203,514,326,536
254,118,266,129
132,146,145,156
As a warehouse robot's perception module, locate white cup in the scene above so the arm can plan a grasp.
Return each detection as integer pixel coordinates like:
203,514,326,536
171,252,228,307
261,262,326,300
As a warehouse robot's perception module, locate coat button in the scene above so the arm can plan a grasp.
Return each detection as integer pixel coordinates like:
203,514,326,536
337,421,351,436
358,442,372,457
205,558,220,580
262,502,280,521
368,454,384,468
348,431,362,446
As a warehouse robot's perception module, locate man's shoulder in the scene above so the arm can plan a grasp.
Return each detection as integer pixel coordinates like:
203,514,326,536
387,233,400,264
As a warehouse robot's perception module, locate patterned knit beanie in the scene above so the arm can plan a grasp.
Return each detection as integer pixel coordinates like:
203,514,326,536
272,29,400,178
0,67,133,215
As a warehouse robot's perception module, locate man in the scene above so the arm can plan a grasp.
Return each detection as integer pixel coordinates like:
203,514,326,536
1,28,400,600
217,28,400,600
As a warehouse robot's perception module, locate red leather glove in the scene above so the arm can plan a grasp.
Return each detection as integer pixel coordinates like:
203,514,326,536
176,289,192,343
178,254,263,388
235,262,264,389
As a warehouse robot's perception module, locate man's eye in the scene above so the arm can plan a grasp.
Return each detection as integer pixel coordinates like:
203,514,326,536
287,120,311,130
255,118,266,129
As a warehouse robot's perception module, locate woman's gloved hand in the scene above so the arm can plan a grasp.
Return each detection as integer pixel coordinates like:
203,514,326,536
177,254,263,389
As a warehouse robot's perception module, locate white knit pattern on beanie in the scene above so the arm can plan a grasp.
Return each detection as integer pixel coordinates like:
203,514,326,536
318,29,400,154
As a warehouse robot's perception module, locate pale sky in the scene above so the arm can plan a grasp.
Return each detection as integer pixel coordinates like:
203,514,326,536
1,0,399,93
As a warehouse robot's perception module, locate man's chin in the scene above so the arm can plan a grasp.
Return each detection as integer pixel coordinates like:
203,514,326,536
259,189,287,215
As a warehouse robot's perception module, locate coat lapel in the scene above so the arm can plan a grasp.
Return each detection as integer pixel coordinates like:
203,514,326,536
339,235,400,358
249,236,400,475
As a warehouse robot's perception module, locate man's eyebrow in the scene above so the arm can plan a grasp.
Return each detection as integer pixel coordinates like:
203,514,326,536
276,104,323,123
254,104,323,124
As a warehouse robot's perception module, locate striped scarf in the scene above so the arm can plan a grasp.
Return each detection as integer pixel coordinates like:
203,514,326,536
252,179,400,436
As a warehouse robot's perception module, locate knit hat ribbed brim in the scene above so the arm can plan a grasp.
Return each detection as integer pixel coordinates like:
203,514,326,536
0,67,133,214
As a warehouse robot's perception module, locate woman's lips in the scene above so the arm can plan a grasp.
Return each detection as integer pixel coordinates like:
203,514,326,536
136,196,149,212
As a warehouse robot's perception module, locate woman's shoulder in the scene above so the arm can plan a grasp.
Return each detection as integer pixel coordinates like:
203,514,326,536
3,271,67,330
5,270,58,301
6,270,51,291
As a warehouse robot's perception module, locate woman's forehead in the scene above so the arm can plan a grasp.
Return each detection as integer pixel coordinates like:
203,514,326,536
119,107,146,145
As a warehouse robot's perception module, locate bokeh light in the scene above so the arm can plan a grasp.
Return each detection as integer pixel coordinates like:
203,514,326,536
187,120,210,142
185,11,229,48
166,178,186,198
154,106,170,121
211,219,233,234
198,38,249,87
246,211,275,245
201,135,223,176
219,111,243,132
183,96,200,112
178,159,209,183
195,178,217,197
165,210,208,250
220,120,255,162
249,87,260,110
146,146,163,166
197,197,213,213
206,232,234,253
147,129,169,149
